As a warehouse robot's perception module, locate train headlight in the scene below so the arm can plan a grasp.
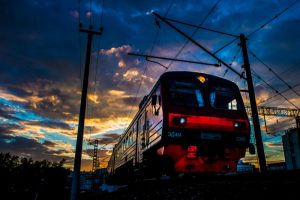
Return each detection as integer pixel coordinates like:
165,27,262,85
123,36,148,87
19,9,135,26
173,116,187,126
234,121,246,129
234,122,240,128
179,117,186,124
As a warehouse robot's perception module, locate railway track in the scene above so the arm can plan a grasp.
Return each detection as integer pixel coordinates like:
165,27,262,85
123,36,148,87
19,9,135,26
80,170,300,200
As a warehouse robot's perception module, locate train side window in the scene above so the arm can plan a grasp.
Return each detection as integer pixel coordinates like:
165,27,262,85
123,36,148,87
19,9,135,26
126,136,129,148
151,95,157,105
152,95,161,115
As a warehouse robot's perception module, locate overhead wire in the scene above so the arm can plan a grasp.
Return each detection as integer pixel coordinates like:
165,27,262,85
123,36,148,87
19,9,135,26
247,0,300,37
214,37,238,55
126,0,175,119
78,0,83,88
86,0,105,141
249,49,300,97
164,17,238,37
126,30,160,119
214,0,300,55
89,0,92,26
259,61,300,85
92,0,104,101
251,70,300,109
223,47,241,78
259,83,300,106
165,0,223,70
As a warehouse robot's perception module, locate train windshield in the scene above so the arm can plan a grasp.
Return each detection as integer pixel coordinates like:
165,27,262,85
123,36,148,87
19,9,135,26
168,80,204,107
209,86,241,110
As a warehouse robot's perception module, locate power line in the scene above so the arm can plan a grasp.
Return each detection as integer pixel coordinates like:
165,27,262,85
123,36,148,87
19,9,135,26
165,0,223,70
146,58,168,69
214,37,238,55
251,70,300,109
258,83,300,105
89,0,92,26
153,12,246,79
129,52,220,66
86,0,105,137
93,0,105,96
223,47,241,78
126,0,175,119
260,61,300,85
165,0,175,16
260,86,300,106
78,0,83,88
247,0,300,37
249,49,300,97
100,0,104,27
262,90,300,107
214,0,300,55
78,0,82,24
164,17,238,37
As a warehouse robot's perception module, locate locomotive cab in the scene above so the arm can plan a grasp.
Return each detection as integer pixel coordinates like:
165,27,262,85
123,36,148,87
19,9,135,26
159,72,250,173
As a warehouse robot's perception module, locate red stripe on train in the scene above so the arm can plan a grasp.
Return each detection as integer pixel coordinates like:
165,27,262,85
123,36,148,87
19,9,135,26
168,113,249,132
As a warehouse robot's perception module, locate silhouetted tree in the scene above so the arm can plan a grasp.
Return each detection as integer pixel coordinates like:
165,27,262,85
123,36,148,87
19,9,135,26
0,152,70,200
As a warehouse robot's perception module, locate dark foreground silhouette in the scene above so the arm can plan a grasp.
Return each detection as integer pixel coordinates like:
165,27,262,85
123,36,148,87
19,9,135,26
81,170,300,200
0,153,70,200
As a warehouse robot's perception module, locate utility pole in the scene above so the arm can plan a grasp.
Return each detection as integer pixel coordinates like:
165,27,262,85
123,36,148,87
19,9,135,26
71,25,102,200
240,34,267,173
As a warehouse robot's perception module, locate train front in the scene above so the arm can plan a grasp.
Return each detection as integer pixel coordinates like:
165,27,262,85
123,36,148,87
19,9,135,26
159,72,250,173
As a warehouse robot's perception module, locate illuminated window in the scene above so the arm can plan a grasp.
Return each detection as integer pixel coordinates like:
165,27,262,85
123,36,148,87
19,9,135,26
210,86,240,110
228,99,237,110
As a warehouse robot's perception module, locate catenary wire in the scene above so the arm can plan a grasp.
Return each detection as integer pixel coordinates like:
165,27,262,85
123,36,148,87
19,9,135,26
251,70,300,109
165,0,223,70
249,49,300,97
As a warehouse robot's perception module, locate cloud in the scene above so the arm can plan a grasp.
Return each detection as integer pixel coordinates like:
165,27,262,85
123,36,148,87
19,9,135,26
25,120,73,131
0,134,71,163
0,88,28,103
123,68,140,81
98,133,120,145
108,90,126,97
100,45,133,68
43,140,56,147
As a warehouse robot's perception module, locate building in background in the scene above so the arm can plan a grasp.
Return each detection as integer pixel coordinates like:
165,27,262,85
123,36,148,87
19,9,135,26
282,128,300,170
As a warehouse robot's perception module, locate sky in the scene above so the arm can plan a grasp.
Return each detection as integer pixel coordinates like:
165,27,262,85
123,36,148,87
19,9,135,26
1,0,300,171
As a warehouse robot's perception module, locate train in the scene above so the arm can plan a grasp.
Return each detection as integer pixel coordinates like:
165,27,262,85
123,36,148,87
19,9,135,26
107,71,252,181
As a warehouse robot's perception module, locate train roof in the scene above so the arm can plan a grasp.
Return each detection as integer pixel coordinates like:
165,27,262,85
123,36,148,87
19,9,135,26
158,71,237,85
